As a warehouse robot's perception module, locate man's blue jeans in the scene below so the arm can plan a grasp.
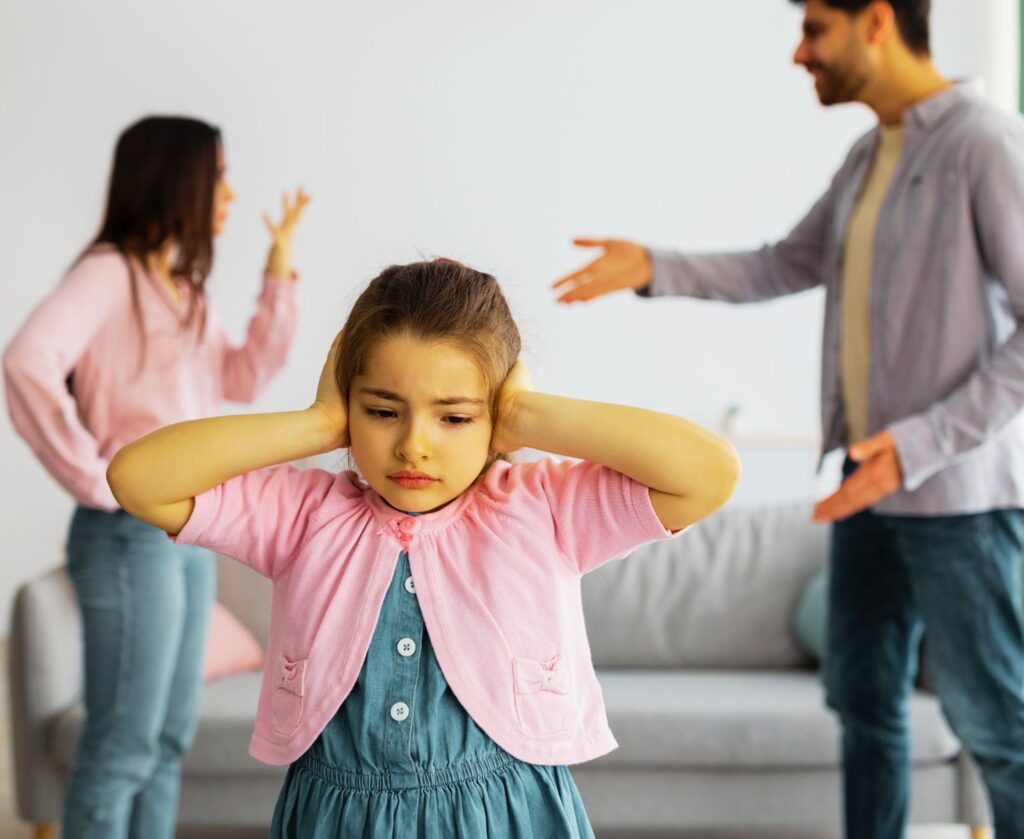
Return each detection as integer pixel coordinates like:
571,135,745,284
62,507,215,839
824,491,1024,838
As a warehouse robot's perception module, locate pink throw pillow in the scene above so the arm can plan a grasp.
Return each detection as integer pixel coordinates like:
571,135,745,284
202,601,265,682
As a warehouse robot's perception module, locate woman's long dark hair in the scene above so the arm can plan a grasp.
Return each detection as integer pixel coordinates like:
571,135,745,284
87,116,222,361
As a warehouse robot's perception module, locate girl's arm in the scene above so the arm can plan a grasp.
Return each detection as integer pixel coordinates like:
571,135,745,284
491,364,740,531
107,337,347,535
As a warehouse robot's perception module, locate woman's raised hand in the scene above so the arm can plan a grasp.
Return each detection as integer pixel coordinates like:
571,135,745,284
552,238,653,303
490,360,533,455
310,332,349,451
263,188,312,280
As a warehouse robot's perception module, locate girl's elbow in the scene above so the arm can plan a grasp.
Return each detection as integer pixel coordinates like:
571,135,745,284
106,448,139,511
717,439,742,499
691,441,743,516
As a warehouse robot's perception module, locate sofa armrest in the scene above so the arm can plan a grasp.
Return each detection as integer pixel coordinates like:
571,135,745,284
8,567,82,821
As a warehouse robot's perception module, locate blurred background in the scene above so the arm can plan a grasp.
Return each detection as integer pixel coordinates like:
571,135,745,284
3,0,1015,626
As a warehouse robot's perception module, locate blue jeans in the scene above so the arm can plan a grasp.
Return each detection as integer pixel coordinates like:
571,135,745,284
824,476,1024,838
62,507,215,839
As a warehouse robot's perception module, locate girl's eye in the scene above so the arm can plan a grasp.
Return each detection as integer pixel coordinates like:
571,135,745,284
366,408,397,420
443,415,473,426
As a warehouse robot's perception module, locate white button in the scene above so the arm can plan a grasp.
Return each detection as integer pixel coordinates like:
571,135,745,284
397,638,417,657
404,576,416,594
389,701,410,722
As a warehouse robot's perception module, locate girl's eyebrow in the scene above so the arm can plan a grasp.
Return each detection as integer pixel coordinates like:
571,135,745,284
359,387,484,407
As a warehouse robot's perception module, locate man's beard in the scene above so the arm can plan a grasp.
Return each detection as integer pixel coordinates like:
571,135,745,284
809,59,870,106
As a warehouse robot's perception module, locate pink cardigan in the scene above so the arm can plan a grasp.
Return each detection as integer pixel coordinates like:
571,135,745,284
3,247,298,509
173,458,677,766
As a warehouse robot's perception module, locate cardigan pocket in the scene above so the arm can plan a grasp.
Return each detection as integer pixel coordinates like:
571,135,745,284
272,655,307,736
512,655,577,737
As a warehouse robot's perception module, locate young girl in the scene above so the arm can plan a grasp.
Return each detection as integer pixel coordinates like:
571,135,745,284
4,115,309,839
107,259,740,838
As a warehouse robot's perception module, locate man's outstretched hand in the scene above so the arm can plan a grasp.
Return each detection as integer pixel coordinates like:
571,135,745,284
812,430,903,523
552,238,653,303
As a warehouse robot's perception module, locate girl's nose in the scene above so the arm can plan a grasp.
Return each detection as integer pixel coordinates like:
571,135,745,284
396,427,430,462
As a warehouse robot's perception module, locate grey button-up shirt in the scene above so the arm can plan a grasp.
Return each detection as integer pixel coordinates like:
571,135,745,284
643,83,1024,516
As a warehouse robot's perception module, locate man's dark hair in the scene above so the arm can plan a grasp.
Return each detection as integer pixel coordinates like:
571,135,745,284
789,0,931,56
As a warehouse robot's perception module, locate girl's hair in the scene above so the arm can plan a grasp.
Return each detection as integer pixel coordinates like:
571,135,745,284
86,115,223,352
336,259,522,465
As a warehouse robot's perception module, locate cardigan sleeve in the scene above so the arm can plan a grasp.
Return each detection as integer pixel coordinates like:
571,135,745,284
500,458,675,574
172,464,339,578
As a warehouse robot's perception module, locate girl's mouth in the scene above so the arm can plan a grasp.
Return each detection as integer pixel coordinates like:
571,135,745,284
389,471,439,490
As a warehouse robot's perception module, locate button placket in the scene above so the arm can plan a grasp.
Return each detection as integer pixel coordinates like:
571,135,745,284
382,551,424,764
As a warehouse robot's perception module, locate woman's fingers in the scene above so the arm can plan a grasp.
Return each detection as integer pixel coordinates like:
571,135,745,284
280,188,311,229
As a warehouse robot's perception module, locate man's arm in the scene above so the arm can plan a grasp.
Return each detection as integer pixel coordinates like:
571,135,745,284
553,173,838,304
641,184,836,303
888,121,1024,491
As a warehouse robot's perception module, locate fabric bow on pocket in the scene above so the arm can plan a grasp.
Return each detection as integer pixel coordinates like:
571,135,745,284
513,655,569,695
511,654,576,737
277,656,307,695
272,655,307,736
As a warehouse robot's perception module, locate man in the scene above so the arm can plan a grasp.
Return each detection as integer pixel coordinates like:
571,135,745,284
553,2,1024,836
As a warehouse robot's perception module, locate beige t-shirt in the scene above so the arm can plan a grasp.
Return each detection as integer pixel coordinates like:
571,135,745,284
841,125,904,444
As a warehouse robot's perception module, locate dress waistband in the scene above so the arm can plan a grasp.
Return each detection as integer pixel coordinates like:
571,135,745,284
294,750,520,792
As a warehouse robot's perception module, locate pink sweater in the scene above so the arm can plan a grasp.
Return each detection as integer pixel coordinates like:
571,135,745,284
3,247,298,509
172,458,677,766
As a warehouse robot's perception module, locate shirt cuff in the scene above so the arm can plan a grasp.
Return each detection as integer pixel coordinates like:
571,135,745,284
888,413,946,492
623,472,681,540
261,270,300,292
634,248,695,299
172,486,218,546
77,470,120,512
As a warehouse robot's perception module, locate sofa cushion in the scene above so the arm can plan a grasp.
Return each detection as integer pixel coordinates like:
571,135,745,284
202,602,265,682
584,505,829,668
51,671,959,776
793,566,830,662
51,672,278,777
593,670,960,770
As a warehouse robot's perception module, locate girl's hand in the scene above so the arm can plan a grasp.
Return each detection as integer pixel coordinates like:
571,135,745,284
490,360,533,454
551,238,652,303
263,188,312,280
309,332,349,451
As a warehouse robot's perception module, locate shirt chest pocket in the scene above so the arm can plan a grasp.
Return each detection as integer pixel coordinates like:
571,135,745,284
271,655,308,736
900,166,962,251
512,655,578,738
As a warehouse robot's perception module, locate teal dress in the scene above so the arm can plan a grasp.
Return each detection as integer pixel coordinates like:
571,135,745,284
268,549,596,838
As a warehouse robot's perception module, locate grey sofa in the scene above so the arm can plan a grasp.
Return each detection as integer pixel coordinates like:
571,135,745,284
9,504,991,837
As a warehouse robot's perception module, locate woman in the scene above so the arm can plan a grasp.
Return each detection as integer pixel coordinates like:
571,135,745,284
3,115,310,839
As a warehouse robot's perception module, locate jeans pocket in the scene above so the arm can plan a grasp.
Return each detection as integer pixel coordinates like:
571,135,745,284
271,655,307,736
512,654,577,738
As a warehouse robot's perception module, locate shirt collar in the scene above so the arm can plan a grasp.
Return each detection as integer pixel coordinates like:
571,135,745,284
904,79,979,131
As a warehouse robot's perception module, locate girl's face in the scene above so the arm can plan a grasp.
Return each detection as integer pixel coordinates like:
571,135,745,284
212,145,235,237
349,332,493,513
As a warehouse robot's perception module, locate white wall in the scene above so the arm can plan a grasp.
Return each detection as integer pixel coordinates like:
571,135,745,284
0,0,1016,624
